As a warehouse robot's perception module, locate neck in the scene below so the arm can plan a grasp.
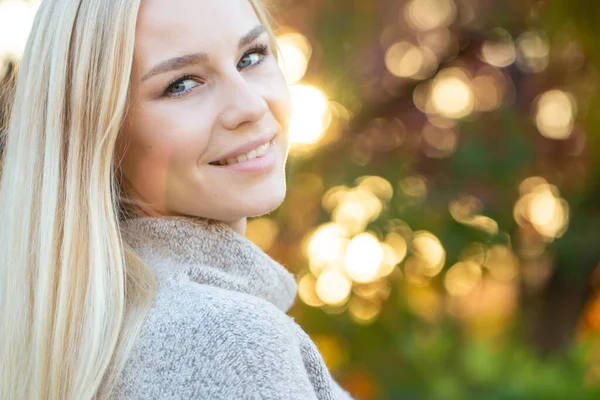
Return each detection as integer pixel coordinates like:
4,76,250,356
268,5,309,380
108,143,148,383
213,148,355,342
126,195,248,236
227,218,247,235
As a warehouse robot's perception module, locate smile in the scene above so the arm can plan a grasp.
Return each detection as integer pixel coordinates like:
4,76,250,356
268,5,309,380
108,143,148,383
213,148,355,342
209,139,273,166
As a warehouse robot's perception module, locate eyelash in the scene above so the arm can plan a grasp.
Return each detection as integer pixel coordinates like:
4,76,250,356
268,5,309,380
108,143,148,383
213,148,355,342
161,44,270,99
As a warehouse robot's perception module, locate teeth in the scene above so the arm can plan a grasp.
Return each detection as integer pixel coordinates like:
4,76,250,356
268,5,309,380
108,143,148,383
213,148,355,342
255,143,269,157
215,140,272,166
246,149,257,160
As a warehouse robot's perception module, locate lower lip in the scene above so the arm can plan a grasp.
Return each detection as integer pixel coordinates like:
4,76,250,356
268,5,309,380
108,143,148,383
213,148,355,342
211,141,276,173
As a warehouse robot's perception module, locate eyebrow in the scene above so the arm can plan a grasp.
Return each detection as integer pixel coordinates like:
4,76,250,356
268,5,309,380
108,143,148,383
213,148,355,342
140,25,267,83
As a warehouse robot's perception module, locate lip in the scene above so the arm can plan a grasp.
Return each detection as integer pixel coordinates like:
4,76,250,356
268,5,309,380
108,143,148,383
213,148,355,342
211,139,276,174
209,132,276,164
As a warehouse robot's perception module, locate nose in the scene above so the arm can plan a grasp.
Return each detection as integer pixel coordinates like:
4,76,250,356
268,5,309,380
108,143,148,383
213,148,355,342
219,73,268,131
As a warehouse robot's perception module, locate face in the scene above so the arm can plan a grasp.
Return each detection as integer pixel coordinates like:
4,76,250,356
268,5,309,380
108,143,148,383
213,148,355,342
119,0,291,226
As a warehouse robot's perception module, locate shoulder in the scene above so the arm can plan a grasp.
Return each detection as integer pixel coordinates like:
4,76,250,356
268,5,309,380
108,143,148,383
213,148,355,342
115,274,317,400
144,264,302,348
144,273,298,358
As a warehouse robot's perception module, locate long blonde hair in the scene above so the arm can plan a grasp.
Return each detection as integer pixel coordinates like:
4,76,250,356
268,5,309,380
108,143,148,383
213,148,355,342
0,0,279,399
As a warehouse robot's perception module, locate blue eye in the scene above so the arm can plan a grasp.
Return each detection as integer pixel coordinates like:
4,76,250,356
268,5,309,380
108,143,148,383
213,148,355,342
237,44,269,70
166,79,199,96
238,52,262,69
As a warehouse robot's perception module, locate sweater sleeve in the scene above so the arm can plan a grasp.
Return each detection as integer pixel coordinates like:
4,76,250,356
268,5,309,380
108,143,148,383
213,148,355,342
113,282,325,400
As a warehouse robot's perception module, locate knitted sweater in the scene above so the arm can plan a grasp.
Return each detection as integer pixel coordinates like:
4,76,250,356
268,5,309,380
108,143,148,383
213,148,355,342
107,216,353,400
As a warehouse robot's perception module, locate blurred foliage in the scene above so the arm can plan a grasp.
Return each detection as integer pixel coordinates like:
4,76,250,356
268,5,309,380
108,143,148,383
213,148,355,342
262,0,600,398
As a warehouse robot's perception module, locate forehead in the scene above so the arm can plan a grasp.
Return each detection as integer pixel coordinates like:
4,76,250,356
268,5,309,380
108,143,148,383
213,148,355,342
134,0,261,67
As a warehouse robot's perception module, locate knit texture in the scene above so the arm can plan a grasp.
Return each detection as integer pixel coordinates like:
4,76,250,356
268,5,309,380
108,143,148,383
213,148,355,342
106,216,353,400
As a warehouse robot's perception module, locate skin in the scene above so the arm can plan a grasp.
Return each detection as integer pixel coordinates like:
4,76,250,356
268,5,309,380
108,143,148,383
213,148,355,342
118,0,291,235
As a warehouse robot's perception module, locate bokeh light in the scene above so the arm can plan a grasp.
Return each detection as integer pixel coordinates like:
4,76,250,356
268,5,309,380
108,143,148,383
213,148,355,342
322,185,351,212
514,178,570,240
468,216,499,236
354,279,391,301
332,187,382,236
445,261,482,297
447,277,518,330
413,80,434,114
480,28,516,68
288,84,331,147
449,194,499,235
472,68,508,111
316,268,352,306
460,243,487,266
516,31,550,73
485,245,519,283
404,0,457,32
519,176,548,196
449,194,483,223
399,176,428,203
378,243,401,277
298,273,326,307
305,223,349,276
321,178,392,238
344,232,384,283
421,123,458,158
385,41,437,80
427,114,457,129
348,297,381,324
527,187,570,239
417,28,459,60
356,176,394,202
412,231,445,273
404,231,446,284
277,30,312,85
430,68,475,119
384,232,408,267
534,89,577,140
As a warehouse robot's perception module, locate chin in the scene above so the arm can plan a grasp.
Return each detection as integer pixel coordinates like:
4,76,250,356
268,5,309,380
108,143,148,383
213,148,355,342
231,165,288,218
174,165,288,222
243,183,287,218
183,181,287,223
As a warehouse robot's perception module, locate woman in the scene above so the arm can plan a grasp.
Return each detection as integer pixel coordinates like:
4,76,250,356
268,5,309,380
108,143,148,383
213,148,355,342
0,0,353,398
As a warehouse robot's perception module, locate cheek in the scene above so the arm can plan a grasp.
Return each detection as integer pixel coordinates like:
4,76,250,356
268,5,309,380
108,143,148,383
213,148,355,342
270,83,292,136
119,106,213,194
262,62,292,133
119,127,174,200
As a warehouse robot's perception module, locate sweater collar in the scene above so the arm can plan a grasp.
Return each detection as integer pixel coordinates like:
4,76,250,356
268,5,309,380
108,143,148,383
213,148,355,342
119,216,298,312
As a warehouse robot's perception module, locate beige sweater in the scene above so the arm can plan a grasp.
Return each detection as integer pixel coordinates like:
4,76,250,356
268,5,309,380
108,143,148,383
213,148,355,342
107,216,353,399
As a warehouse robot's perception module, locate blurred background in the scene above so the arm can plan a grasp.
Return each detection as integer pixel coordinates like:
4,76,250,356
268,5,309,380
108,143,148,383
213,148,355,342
2,0,600,398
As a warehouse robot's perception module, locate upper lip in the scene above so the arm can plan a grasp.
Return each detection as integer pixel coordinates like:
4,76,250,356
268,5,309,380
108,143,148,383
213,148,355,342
210,132,276,163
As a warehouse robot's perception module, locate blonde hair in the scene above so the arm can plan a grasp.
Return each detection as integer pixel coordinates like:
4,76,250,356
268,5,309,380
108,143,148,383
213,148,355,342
0,0,279,399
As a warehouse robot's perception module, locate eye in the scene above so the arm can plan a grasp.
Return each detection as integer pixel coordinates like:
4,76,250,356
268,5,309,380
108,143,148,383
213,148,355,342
165,78,199,96
237,44,269,70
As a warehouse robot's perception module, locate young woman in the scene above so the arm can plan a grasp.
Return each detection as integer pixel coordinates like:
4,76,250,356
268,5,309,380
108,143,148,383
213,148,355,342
0,0,353,398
